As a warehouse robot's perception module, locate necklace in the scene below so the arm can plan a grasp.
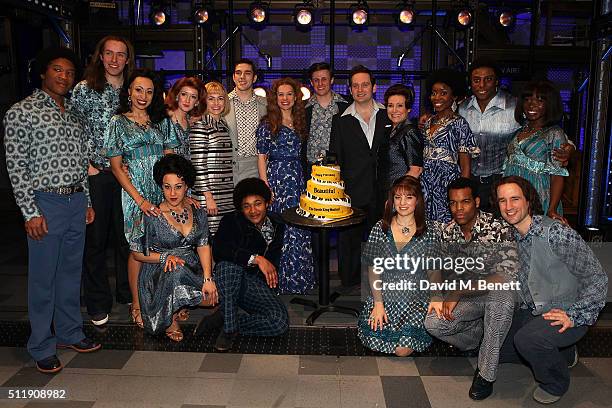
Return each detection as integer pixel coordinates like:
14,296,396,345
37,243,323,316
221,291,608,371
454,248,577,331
134,119,151,131
170,207,189,224
395,218,415,235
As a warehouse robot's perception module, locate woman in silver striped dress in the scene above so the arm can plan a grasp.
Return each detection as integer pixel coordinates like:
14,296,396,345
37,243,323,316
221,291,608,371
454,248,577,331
190,81,234,236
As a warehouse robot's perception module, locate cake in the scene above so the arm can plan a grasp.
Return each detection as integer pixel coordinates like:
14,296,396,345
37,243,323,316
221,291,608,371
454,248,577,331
297,164,353,220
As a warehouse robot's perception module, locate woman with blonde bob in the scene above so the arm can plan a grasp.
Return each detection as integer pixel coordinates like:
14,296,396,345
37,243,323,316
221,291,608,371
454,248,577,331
358,175,440,356
256,77,314,294
190,81,234,236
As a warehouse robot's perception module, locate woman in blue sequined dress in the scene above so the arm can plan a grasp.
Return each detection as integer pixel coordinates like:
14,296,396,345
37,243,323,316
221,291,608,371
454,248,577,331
358,176,439,356
420,69,479,222
163,77,206,159
256,77,315,294
132,155,218,342
104,69,179,328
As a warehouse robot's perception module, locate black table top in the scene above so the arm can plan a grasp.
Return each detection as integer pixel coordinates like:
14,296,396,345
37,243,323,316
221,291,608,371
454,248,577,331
281,206,366,229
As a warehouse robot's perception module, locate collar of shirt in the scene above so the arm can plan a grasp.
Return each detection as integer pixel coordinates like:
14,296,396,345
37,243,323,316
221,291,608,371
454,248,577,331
466,90,510,114
35,88,73,112
306,91,347,108
257,216,274,244
513,215,544,242
444,210,488,241
341,100,385,118
229,89,257,105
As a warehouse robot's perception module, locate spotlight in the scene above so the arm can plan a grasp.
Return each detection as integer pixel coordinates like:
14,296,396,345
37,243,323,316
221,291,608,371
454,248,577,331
193,2,212,25
294,1,315,30
248,1,269,27
498,9,515,28
150,1,169,27
349,0,369,27
396,1,416,27
455,7,473,28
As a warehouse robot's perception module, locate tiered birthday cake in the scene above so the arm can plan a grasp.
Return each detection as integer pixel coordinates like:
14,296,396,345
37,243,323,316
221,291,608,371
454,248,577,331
297,164,352,220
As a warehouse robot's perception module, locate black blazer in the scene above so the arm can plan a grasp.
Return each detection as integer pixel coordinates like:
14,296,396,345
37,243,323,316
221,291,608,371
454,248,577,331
212,212,285,270
329,108,391,208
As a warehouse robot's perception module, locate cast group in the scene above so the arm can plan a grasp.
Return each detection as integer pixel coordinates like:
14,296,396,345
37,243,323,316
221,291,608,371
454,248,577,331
3,35,607,404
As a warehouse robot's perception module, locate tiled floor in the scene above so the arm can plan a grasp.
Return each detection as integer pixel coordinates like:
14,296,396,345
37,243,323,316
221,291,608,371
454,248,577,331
1,347,612,408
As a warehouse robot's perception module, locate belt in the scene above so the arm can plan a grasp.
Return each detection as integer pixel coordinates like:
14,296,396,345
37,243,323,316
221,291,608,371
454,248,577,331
40,184,84,195
475,174,502,183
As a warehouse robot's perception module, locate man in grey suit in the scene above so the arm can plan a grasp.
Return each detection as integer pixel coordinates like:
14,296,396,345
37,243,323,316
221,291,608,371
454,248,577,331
225,58,267,184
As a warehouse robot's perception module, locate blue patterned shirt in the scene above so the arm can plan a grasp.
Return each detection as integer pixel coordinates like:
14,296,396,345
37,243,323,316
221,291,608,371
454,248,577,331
305,92,347,163
513,216,608,326
3,89,91,220
71,80,121,169
458,91,520,177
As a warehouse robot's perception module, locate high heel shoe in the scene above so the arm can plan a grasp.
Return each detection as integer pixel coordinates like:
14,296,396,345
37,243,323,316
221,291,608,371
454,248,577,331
130,304,144,329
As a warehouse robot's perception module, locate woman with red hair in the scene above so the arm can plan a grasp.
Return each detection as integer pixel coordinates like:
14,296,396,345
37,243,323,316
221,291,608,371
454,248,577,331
256,77,314,294
163,77,206,159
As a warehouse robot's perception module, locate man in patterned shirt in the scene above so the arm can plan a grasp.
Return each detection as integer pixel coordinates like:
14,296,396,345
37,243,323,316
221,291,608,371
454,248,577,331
458,58,572,212
495,175,607,404
225,58,267,184
425,177,517,401
72,36,135,326
3,47,101,374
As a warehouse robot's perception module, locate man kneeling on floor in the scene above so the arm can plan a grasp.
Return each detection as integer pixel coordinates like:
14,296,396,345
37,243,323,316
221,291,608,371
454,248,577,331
194,178,289,351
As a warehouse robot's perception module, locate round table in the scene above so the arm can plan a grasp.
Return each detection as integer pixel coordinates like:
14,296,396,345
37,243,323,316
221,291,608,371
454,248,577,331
281,206,366,325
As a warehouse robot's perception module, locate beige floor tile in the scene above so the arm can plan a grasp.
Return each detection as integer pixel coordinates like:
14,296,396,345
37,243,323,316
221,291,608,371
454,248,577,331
46,373,117,401
376,356,419,376
96,375,191,404
182,377,235,406
122,351,205,375
236,354,299,379
294,375,341,408
0,366,22,384
339,376,385,407
227,378,297,407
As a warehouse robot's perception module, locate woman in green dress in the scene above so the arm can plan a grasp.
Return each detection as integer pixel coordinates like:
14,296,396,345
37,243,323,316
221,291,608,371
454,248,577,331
503,80,570,220
104,68,179,327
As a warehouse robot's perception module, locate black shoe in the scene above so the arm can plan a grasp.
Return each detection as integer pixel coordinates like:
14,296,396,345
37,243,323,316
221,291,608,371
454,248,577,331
567,346,579,368
214,331,238,352
57,338,102,353
469,370,494,400
36,355,63,374
90,313,109,326
193,308,224,336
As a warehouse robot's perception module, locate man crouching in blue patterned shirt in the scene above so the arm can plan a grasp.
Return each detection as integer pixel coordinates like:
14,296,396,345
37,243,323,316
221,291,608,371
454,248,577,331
3,47,101,374
494,175,607,405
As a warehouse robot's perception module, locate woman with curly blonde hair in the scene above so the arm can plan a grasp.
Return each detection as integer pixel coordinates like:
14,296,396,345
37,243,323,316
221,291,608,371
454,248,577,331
256,77,314,293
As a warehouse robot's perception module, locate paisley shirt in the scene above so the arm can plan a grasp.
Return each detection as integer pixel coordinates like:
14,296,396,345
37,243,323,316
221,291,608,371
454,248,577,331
305,92,347,163
71,80,121,169
3,89,91,220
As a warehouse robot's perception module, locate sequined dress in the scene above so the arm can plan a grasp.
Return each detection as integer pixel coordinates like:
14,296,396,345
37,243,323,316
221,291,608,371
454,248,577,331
503,125,569,214
256,122,315,294
160,117,190,159
104,115,179,247
132,208,209,334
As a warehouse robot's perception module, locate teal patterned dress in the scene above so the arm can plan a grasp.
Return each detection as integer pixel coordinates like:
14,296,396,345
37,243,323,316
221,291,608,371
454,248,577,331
503,125,569,214
159,117,190,159
357,220,440,354
103,115,179,247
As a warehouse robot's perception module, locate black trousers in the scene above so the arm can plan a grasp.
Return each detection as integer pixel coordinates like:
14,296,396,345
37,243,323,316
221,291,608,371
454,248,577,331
499,307,587,396
83,171,131,315
471,174,502,214
337,204,378,287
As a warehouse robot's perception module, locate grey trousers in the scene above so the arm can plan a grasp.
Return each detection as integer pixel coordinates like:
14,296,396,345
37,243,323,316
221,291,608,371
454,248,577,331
233,156,259,185
424,290,515,382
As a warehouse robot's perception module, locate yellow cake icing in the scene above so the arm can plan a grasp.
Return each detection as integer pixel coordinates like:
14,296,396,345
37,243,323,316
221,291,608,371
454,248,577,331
297,165,352,220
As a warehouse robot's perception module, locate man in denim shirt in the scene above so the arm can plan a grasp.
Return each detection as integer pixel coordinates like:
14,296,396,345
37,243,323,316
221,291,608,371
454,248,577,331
495,175,607,404
4,47,101,374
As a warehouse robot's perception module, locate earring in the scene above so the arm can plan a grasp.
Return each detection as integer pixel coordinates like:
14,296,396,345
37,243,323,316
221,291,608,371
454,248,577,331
128,95,132,106
451,101,458,111
175,96,179,102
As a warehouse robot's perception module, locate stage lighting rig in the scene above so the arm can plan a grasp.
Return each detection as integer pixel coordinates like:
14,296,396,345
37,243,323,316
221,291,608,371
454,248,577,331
248,1,270,27
349,0,369,28
396,1,416,27
150,1,169,27
498,9,515,28
193,1,213,26
294,1,315,31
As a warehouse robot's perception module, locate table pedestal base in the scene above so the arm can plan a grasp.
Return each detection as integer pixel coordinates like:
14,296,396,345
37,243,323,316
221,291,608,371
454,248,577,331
291,295,359,326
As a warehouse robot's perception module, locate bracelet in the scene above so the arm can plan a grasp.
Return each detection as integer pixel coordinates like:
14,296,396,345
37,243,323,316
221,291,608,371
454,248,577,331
203,277,214,283
159,252,169,265
138,197,145,208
